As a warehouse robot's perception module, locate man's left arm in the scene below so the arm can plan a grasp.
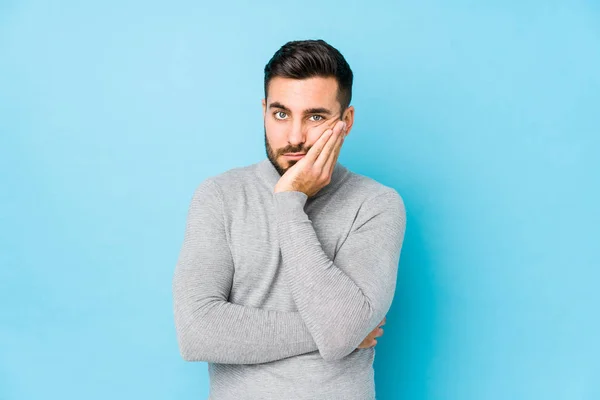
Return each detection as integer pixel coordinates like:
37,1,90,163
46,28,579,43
272,188,406,361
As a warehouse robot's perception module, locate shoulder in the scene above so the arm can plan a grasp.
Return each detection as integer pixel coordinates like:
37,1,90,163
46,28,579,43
341,171,406,238
193,163,256,198
343,169,405,215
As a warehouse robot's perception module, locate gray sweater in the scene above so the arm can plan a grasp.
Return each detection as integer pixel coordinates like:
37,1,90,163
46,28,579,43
172,158,406,399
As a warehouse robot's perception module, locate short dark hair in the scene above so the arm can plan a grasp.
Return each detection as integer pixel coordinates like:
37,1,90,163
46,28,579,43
263,39,353,113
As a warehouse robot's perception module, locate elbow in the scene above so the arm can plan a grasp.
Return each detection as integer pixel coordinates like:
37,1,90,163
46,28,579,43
178,345,194,362
173,300,230,363
317,333,355,362
176,322,221,362
173,305,212,362
320,349,343,362
318,308,381,362
175,327,204,362
177,333,198,362
173,287,215,362
179,347,202,363
319,343,354,362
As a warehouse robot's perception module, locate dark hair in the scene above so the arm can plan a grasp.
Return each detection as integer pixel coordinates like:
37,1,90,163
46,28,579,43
264,39,353,113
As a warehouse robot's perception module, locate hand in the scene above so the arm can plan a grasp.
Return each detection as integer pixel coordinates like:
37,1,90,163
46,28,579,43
357,316,386,349
273,119,347,197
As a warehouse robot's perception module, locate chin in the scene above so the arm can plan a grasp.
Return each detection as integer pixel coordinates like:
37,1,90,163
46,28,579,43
276,156,289,166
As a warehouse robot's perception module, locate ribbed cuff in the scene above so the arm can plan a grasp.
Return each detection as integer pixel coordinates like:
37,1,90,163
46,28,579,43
272,191,309,222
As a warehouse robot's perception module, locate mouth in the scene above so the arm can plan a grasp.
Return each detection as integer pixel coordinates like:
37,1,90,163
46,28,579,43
283,153,306,160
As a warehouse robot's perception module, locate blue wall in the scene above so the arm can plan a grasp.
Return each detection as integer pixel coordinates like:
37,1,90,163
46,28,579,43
1,1,598,399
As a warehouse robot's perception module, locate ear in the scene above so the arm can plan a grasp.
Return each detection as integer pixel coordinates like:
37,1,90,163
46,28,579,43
341,105,355,137
262,98,266,118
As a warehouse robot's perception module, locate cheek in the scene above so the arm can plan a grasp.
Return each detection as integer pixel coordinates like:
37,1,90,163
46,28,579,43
265,118,280,132
265,124,287,149
305,129,324,148
306,122,330,142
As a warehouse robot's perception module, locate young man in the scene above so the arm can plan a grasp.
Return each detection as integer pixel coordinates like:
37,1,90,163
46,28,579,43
172,39,407,400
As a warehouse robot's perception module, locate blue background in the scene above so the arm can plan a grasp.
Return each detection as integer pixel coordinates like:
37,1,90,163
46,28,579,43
1,1,599,399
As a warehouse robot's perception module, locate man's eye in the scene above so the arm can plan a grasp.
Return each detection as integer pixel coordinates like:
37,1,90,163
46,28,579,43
274,111,287,120
310,115,324,121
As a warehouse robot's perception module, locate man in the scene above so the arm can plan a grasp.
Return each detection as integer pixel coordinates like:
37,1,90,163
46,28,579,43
172,39,406,400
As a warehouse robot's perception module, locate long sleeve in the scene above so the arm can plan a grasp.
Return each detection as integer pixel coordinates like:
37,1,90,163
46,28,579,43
172,179,318,364
272,189,406,361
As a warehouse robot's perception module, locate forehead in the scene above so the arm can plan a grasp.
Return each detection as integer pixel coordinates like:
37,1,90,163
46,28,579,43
267,76,339,110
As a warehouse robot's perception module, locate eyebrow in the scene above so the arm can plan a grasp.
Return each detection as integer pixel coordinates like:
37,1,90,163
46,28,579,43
268,101,332,115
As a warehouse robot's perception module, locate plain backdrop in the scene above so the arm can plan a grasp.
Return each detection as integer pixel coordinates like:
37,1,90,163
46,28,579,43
1,1,599,399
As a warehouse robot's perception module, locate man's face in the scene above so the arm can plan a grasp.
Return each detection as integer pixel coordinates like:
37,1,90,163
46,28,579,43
262,76,354,176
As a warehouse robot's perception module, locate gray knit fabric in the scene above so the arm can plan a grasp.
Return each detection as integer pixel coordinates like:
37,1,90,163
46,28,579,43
172,158,406,399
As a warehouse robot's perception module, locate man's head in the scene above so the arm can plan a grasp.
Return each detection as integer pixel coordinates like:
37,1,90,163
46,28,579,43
262,39,355,176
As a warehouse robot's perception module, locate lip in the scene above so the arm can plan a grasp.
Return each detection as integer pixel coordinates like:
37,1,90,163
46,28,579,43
284,153,306,159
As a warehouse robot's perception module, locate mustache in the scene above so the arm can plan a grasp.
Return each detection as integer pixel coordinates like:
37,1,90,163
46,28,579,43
280,146,310,154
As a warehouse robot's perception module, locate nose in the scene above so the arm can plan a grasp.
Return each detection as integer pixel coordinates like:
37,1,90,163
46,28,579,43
287,120,306,147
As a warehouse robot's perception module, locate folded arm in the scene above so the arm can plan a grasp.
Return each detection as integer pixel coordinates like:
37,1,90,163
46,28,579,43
273,189,406,361
172,179,318,364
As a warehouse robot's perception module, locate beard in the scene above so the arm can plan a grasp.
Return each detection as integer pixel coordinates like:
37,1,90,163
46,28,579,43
264,126,306,177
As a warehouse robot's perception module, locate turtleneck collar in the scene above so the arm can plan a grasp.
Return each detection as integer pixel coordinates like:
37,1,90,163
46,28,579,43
256,157,349,199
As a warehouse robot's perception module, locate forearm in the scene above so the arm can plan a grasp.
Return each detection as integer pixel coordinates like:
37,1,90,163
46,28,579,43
273,190,405,361
275,225,379,361
173,269,318,364
173,179,319,365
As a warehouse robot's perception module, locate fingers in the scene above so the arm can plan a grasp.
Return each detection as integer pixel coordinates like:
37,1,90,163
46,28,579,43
304,127,334,163
323,123,345,175
368,328,383,348
315,120,345,170
357,324,385,349
305,119,345,165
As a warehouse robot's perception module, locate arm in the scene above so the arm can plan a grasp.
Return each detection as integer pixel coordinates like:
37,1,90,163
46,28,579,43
172,179,318,364
273,189,406,361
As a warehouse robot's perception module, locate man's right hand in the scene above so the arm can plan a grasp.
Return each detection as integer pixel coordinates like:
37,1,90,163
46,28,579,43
357,316,386,349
